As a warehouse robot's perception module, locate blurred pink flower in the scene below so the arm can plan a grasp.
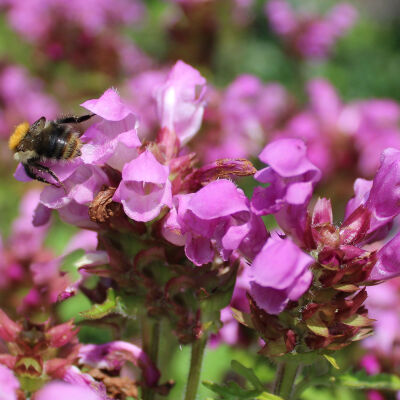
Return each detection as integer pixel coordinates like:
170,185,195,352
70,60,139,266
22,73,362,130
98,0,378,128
364,278,400,359
123,69,168,139
200,75,292,162
0,364,19,400
273,78,400,180
265,0,357,59
0,65,58,138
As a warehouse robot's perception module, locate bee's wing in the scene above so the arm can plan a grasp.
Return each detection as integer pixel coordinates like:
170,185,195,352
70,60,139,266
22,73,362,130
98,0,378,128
29,116,46,136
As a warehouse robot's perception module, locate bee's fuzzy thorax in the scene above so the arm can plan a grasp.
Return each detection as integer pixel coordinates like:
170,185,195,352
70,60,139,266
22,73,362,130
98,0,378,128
9,122,30,151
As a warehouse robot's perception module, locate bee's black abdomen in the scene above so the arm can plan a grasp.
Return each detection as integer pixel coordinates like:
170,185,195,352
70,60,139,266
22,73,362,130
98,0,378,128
36,123,81,160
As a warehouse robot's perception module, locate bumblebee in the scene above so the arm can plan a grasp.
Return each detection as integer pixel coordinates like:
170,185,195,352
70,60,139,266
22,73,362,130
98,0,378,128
9,114,94,187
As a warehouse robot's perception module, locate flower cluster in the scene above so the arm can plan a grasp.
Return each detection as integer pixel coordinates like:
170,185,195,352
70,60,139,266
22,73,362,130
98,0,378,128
0,189,69,318
0,193,162,399
265,0,357,59
238,138,400,355
0,309,161,399
0,0,149,75
0,65,58,139
272,78,400,181
197,75,292,162
9,52,400,397
14,61,263,346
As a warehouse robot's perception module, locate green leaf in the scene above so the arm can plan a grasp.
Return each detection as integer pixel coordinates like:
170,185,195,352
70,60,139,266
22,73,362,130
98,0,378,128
323,355,340,370
231,360,264,390
338,370,400,390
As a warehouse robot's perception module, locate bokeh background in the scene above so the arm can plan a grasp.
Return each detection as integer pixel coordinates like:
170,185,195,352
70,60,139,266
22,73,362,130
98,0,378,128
1,0,400,398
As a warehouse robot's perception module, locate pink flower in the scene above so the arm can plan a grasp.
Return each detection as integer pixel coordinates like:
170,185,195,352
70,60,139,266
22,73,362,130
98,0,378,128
248,235,314,314
78,341,160,387
251,138,321,244
156,60,206,145
370,233,400,281
163,179,266,265
113,150,172,222
35,382,104,400
80,88,141,171
343,148,400,243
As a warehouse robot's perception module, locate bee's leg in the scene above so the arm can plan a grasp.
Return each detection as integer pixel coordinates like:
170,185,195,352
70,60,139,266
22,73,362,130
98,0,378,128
23,163,51,185
28,162,66,192
56,114,96,125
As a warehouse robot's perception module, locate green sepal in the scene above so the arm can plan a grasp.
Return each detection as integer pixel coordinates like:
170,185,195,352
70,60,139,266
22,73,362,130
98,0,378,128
342,314,375,327
305,312,329,337
231,308,254,328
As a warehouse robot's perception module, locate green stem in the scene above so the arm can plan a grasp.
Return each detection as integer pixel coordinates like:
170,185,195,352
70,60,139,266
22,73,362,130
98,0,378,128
142,317,160,400
184,335,208,400
274,362,301,400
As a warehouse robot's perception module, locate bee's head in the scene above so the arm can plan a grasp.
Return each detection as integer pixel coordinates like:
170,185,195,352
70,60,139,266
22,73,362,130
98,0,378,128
8,122,30,151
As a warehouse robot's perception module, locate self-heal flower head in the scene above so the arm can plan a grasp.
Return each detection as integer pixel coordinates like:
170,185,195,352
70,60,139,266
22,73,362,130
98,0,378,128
2,0,146,75
248,235,314,315
113,150,172,222
251,138,321,244
0,365,19,400
156,60,206,145
265,0,357,60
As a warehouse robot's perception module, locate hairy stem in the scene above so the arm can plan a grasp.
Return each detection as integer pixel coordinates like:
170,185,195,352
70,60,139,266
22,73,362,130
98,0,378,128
184,335,208,400
142,317,160,400
274,362,301,400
